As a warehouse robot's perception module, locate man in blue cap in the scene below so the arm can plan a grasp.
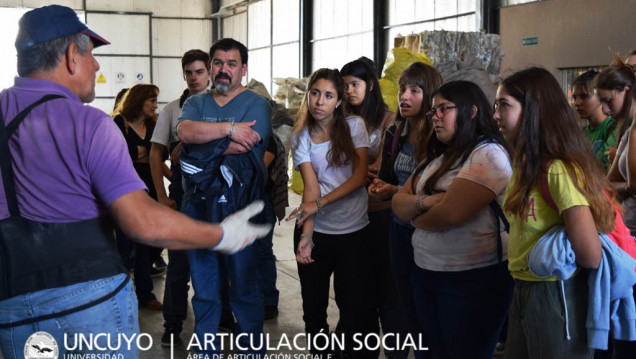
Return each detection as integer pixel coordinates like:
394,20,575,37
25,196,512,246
0,5,270,358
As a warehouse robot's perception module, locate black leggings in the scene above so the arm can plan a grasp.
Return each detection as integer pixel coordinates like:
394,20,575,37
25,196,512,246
294,225,378,358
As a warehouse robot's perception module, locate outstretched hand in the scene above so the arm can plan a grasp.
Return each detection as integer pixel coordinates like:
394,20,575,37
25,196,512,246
215,200,272,254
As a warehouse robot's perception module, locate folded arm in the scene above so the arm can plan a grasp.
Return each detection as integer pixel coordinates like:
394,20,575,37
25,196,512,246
177,119,261,147
391,173,419,221
411,179,495,231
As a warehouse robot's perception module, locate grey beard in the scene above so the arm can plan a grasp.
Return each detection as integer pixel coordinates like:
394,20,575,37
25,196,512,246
214,79,230,93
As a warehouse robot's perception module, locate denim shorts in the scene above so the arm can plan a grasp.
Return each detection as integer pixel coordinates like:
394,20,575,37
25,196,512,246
0,273,139,359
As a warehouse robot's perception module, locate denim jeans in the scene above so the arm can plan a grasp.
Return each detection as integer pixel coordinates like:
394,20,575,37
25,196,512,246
412,262,513,359
368,209,409,359
163,194,190,332
183,200,264,356
258,195,279,308
0,273,138,359
162,249,190,331
388,219,428,358
134,242,163,302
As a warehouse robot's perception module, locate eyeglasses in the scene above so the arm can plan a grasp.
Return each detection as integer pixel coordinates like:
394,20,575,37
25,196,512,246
426,105,457,120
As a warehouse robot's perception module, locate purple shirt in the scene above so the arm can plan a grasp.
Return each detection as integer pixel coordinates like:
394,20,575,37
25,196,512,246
0,77,146,222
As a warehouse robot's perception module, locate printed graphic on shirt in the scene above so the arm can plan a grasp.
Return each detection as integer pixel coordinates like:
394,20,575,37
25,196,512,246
592,140,603,154
526,197,537,222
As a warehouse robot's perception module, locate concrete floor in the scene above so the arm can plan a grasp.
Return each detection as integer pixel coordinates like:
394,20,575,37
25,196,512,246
138,190,343,358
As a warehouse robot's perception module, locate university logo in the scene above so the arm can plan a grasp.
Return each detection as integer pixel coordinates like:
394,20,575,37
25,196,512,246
24,331,59,359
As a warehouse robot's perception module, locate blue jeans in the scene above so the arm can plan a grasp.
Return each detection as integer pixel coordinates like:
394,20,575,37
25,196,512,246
162,249,190,331
368,210,408,359
183,200,264,356
258,195,279,308
412,262,513,359
388,219,428,358
0,274,138,359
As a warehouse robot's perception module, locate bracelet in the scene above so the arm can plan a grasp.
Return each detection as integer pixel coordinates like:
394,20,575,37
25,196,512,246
228,120,235,139
414,195,427,215
316,197,325,214
300,234,314,249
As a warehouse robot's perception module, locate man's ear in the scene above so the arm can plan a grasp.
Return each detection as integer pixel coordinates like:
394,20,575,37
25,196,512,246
66,42,78,74
242,63,248,77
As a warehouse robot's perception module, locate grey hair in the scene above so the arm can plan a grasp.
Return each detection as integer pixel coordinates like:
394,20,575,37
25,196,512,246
17,33,90,77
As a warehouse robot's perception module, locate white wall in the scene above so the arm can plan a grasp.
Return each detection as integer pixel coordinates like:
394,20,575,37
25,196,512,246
0,0,214,114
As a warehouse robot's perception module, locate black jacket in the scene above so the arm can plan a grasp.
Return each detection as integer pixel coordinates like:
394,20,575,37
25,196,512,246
180,138,266,223
378,121,406,186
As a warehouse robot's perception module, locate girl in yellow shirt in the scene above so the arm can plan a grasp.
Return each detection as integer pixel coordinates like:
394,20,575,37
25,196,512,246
495,67,616,359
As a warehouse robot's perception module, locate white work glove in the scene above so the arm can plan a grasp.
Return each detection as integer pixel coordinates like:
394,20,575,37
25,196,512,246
214,200,272,254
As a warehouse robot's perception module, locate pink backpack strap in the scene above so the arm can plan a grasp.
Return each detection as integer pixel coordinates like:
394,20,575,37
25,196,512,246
539,160,559,212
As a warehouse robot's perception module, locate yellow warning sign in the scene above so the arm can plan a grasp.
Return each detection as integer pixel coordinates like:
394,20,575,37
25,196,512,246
97,73,106,83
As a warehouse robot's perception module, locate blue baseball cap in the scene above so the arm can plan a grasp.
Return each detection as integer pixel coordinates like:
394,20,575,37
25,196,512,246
15,5,110,52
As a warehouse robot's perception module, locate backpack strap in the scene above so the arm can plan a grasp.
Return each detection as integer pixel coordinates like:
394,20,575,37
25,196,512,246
489,200,509,263
0,94,64,217
539,160,559,212
390,123,400,157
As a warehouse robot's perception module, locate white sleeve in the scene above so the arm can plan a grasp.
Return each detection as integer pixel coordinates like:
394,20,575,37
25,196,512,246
456,143,512,195
151,104,173,146
292,130,311,170
348,116,370,149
